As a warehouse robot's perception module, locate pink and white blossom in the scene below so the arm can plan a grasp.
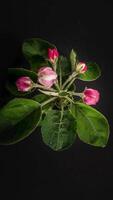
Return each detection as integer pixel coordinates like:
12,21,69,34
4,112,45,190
76,62,87,74
16,76,33,92
38,67,57,88
83,88,100,105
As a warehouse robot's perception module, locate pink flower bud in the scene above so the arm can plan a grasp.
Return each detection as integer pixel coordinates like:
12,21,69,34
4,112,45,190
16,76,33,92
48,48,59,63
76,62,87,74
83,88,100,105
38,67,57,88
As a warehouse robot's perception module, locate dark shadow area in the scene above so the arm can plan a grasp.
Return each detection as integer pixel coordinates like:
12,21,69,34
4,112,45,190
0,1,113,200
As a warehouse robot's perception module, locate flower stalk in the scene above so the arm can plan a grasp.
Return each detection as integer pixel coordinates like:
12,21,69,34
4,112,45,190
33,83,56,92
41,97,57,107
62,72,78,89
38,89,59,97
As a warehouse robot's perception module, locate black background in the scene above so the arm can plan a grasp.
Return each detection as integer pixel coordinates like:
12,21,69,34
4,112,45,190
0,1,113,199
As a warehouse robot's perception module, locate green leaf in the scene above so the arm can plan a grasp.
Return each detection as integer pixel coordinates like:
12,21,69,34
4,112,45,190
70,49,77,71
33,94,52,112
32,94,53,126
33,94,50,103
26,55,49,72
70,102,109,147
78,62,101,81
0,98,41,145
22,38,55,71
23,38,55,57
41,109,76,151
57,56,71,76
6,68,37,96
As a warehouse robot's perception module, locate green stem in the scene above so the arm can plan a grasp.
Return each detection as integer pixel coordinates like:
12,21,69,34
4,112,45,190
41,97,57,107
38,89,59,97
64,96,75,104
65,77,76,90
59,66,62,89
62,72,78,89
33,83,56,92
54,82,60,91
69,92,83,98
53,63,56,71
51,61,61,91
56,103,64,149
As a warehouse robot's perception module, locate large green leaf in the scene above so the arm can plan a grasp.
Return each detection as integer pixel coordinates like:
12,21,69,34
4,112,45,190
0,98,41,144
6,68,37,96
78,62,101,81
41,109,76,151
22,38,56,71
70,102,109,147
